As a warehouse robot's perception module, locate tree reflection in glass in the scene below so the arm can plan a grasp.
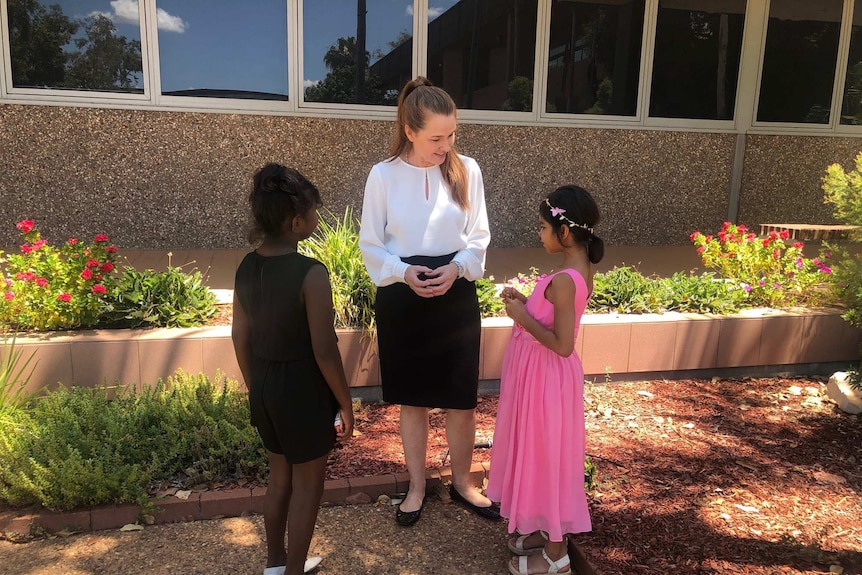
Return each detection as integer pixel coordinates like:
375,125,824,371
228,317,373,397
8,0,143,93
303,0,411,105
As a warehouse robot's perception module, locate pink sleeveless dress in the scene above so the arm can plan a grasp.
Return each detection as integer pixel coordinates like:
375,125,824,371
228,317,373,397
487,269,592,541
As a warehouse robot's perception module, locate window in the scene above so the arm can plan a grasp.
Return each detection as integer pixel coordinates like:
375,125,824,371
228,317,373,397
841,0,862,125
303,0,412,105
426,0,538,111
7,0,144,93
545,0,645,116
649,0,746,120
156,0,288,100
757,0,843,124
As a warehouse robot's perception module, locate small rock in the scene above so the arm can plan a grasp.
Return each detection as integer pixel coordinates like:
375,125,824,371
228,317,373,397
376,494,390,505
175,490,192,500
345,492,372,505
119,524,143,532
830,565,844,574
826,372,862,414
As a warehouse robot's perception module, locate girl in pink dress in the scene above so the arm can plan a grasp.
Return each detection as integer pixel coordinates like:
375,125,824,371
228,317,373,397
487,185,604,575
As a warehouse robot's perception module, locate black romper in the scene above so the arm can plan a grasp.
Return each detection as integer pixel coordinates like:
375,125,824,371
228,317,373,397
234,251,338,463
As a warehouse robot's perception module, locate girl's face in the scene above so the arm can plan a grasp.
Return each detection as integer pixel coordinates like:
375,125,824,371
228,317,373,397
538,214,562,254
292,206,320,240
405,112,457,167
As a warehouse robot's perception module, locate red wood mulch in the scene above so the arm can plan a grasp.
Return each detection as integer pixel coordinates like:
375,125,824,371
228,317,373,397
326,376,862,575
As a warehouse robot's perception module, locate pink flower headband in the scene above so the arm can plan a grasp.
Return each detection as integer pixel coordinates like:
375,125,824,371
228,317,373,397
545,199,593,234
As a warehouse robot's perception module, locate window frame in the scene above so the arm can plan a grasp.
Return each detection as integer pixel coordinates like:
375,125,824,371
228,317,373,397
0,0,153,103
0,0,857,137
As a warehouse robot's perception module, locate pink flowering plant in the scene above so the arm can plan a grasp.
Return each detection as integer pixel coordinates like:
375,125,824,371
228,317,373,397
0,220,120,330
690,222,834,308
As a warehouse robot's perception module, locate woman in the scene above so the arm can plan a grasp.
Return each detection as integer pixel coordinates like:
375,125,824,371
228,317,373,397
359,77,496,526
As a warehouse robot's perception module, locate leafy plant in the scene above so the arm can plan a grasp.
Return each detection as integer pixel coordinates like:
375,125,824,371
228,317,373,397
589,266,669,313
0,335,37,420
690,222,834,308
660,272,746,314
0,370,265,511
299,208,376,331
107,265,217,328
476,276,504,317
822,156,862,388
0,220,120,330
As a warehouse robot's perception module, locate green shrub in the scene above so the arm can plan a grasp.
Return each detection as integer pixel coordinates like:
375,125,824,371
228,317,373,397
589,266,669,313
476,276,504,317
106,265,217,328
660,272,746,314
300,208,376,331
0,220,120,330
0,370,265,511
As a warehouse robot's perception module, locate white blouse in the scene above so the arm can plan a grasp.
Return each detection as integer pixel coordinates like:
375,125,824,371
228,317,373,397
359,155,491,287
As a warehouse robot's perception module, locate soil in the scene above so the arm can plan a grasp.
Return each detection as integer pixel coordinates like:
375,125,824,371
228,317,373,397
325,376,862,575
2,375,860,575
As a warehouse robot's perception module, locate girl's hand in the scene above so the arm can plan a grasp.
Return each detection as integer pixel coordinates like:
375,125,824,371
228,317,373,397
503,297,528,323
335,407,355,442
500,286,527,303
404,265,435,298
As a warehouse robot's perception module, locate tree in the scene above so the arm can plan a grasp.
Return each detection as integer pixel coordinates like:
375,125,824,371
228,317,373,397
66,15,142,91
7,0,78,87
305,36,396,105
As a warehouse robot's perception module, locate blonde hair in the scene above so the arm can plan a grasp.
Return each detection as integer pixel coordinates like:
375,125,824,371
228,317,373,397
389,77,469,210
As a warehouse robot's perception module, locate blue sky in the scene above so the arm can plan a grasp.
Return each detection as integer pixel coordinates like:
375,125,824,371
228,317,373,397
50,0,455,96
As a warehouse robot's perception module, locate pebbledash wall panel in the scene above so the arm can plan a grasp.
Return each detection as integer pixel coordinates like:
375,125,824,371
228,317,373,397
0,104,737,249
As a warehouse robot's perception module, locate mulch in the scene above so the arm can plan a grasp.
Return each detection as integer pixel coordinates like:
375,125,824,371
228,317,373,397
327,375,862,575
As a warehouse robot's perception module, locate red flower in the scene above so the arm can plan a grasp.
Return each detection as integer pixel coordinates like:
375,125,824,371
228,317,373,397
32,239,47,251
68,238,78,245
81,269,93,280
86,258,100,268
100,262,114,272
16,220,34,234
793,242,804,249
106,245,118,253
36,277,49,288
3,292,13,300
57,292,71,302
772,249,780,260
92,284,106,294
20,244,32,254
737,224,748,233
697,246,706,254
779,230,790,239
94,234,109,243
689,231,699,242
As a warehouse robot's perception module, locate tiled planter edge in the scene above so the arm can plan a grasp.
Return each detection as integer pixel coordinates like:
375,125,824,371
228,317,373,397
13,308,860,395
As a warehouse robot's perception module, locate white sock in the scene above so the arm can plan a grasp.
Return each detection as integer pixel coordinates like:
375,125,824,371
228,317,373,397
263,567,285,575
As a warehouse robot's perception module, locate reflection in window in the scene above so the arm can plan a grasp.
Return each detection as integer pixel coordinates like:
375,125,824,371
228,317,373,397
426,0,538,111
841,1,862,125
157,1,287,100
650,0,745,120
304,0,411,105
757,0,842,124
7,0,143,93
546,0,644,116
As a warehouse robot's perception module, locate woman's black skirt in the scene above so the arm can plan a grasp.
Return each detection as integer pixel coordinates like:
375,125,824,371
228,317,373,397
375,253,481,410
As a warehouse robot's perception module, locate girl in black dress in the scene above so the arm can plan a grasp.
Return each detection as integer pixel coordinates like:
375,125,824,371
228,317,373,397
232,164,354,575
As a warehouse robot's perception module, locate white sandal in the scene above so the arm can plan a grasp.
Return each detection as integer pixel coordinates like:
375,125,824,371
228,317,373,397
508,548,571,575
262,556,323,575
507,530,548,556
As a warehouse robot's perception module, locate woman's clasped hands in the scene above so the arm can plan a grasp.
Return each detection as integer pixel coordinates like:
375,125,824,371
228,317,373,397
405,262,460,298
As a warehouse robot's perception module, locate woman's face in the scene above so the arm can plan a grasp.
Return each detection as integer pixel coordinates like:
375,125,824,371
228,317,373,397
405,112,457,167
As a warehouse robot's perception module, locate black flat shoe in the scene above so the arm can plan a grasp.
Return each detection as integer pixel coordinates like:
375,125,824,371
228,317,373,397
395,496,426,526
449,484,501,520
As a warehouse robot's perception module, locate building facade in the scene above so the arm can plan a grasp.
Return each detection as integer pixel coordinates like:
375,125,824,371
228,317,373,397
1,0,861,249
